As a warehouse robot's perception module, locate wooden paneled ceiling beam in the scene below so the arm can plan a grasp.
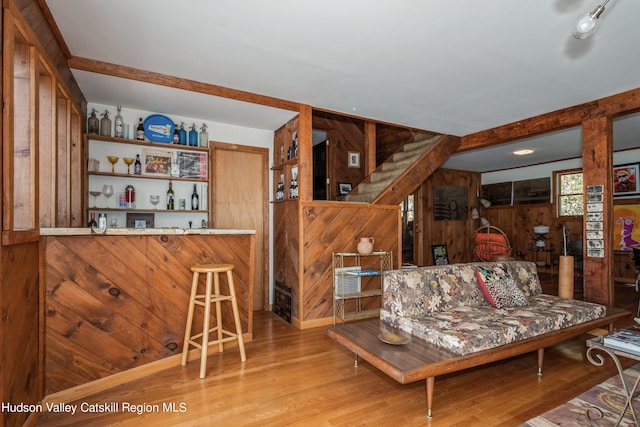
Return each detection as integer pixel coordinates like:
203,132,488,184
68,56,302,112
460,86,640,152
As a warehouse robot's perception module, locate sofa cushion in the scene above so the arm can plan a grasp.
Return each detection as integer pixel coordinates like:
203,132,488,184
382,261,542,324
394,295,607,355
383,264,487,319
476,265,528,308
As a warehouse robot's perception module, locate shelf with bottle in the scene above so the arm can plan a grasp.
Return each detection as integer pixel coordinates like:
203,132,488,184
272,163,298,202
86,134,210,153
88,171,208,182
87,134,209,184
88,179,208,216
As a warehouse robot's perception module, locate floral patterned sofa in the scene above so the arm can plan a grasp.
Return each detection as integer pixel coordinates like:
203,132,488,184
380,261,607,355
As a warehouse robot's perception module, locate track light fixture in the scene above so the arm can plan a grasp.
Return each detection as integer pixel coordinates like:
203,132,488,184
571,0,610,39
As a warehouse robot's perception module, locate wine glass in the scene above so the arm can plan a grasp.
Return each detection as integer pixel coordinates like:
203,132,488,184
123,157,135,174
89,190,101,208
107,156,119,173
102,185,114,207
150,195,160,209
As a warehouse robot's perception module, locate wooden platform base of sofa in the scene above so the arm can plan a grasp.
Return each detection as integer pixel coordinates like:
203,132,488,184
326,307,629,418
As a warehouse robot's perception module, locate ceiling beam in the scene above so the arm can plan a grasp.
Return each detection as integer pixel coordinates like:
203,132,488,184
68,56,302,113
460,86,640,152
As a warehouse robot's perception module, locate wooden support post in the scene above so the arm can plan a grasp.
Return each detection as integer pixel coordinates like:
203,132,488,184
581,116,614,306
364,121,376,176
297,104,313,202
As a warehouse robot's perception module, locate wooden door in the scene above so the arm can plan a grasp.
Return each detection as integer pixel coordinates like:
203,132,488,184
211,142,268,311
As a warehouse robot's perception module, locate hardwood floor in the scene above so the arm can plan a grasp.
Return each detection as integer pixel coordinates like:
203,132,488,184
35,277,639,426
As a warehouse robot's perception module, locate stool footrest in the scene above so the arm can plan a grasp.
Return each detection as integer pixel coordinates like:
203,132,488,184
187,334,240,349
188,327,240,342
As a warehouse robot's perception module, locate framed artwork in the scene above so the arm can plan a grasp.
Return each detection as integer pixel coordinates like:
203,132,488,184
176,151,208,179
142,150,172,176
432,244,449,265
338,182,352,195
348,151,360,168
126,212,155,229
433,186,468,221
613,204,640,251
613,163,640,197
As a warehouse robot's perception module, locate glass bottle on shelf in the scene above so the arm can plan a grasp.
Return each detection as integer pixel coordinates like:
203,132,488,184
166,181,175,210
114,105,124,138
88,108,99,134
178,122,187,145
134,154,142,175
199,123,209,148
136,118,145,140
100,110,112,137
88,212,97,228
189,123,198,147
98,213,107,229
172,125,180,144
191,184,199,210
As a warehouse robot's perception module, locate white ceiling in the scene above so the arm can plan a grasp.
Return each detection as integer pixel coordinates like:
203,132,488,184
45,0,640,172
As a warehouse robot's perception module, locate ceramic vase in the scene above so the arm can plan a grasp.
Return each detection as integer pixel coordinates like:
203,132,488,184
357,237,374,255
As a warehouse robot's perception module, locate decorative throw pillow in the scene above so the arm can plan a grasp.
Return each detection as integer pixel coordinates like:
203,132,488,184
475,266,528,308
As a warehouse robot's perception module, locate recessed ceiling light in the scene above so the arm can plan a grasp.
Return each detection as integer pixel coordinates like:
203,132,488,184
513,149,534,156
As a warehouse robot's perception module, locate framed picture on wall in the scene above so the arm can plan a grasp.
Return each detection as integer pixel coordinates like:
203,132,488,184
338,182,352,195
432,244,449,265
613,163,640,197
348,151,360,168
142,150,172,176
433,186,468,220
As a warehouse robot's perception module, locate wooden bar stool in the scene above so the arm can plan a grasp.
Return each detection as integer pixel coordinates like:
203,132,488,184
181,263,246,378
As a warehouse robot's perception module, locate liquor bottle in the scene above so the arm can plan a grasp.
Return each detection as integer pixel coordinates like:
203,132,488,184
189,123,198,147
88,109,99,134
199,123,209,148
166,181,175,210
114,106,124,138
100,110,111,137
98,213,107,229
172,125,180,144
191,184,199,210
136,118,145,140
178,122,187,145
134,154,142,175
88,212,97,228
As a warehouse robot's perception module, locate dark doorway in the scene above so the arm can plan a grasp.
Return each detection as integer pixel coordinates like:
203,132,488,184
313,137,327,200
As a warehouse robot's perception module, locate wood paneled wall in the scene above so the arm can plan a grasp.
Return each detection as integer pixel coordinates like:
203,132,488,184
273,201,300,319
482,204,558,262
274,198,400,328
300,201,400,325
12,0,86,113
312,110,365,200
1,243,40,427
42,233,254,394
418,168,481,264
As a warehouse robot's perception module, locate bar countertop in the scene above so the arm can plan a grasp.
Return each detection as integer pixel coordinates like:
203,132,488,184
40,227,256,236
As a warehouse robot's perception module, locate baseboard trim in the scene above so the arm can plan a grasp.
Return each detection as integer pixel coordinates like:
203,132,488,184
42,332,252,405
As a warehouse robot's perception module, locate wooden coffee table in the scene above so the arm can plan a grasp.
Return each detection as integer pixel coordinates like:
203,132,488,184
327,319,456,418
327,308,629,418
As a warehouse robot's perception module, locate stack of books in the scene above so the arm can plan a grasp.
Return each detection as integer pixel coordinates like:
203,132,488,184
603,329,640,355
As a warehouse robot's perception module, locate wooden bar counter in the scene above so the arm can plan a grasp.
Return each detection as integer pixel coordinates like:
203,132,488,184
40,228,255,395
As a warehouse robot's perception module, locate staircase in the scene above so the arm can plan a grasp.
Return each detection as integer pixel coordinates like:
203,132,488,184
344,134,461,205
